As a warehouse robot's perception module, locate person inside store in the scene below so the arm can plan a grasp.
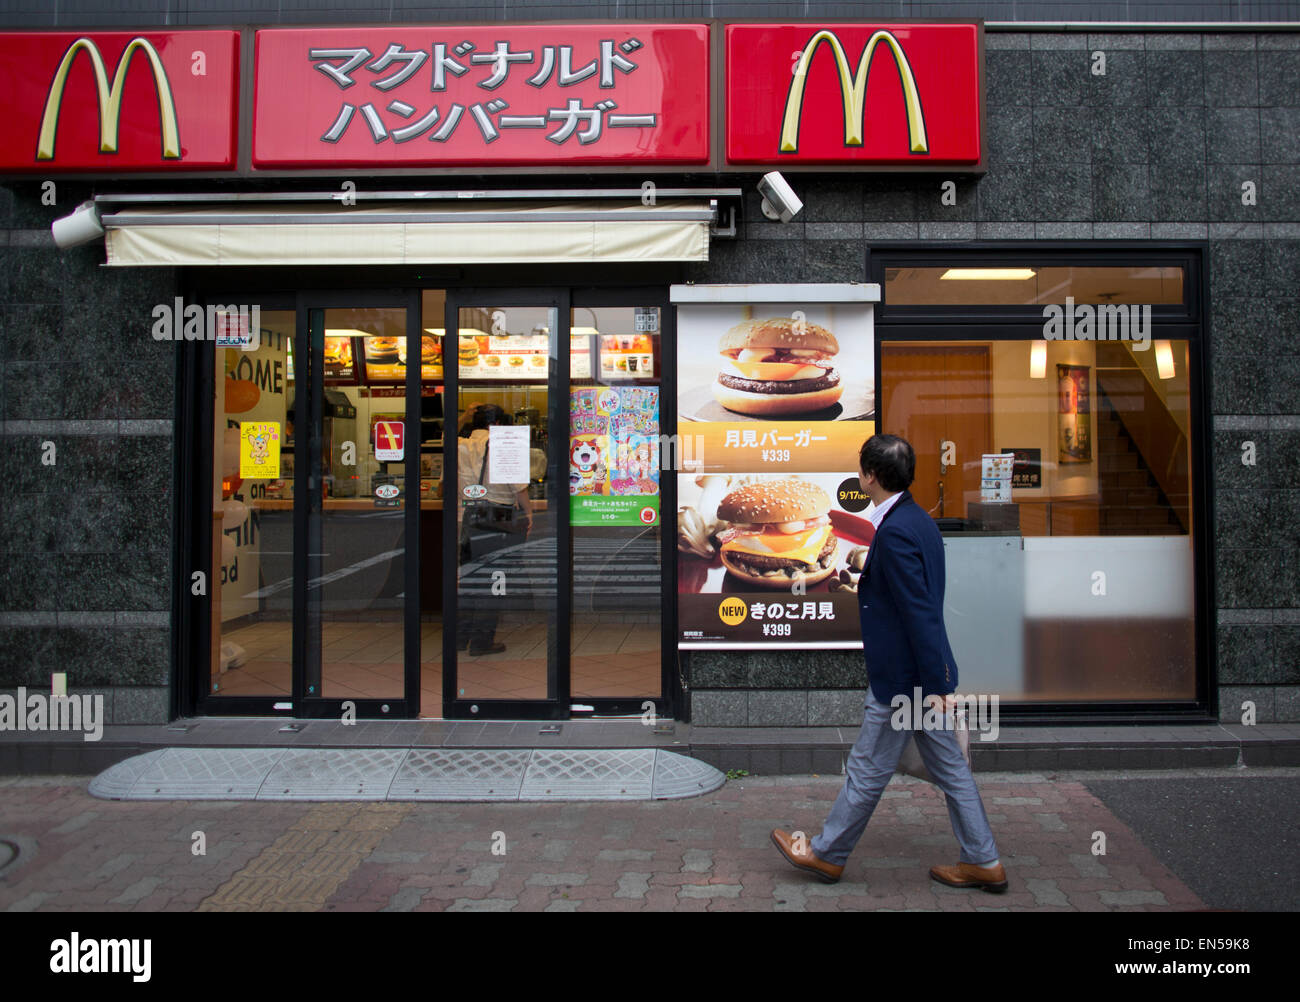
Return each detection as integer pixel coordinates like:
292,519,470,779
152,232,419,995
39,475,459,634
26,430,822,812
770,433,1007,892
456,403,533,656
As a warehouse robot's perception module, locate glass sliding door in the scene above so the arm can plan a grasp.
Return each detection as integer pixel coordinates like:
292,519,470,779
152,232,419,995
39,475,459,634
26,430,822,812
568,304,667,710
208,308,296,699
444,296,563,716
300,306,413,711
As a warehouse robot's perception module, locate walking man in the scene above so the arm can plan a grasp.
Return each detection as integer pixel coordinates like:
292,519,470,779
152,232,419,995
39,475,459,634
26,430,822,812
770,434,1007,892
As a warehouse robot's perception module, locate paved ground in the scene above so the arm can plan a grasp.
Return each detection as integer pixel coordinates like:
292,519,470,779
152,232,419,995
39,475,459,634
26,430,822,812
9,767,1288,912
1081,775,1300,912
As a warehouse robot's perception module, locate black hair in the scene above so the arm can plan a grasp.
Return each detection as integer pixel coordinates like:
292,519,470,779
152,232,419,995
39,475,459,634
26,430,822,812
859,434,915,492
471,404,510,429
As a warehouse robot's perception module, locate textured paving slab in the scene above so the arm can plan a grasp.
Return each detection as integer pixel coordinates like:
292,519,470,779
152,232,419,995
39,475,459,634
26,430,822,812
389,749,531,801
520,749,657,801
87,747,724,802
98,748,287,801
259,748,408,801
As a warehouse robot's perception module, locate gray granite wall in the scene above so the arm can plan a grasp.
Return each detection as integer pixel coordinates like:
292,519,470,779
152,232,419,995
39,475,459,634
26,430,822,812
1,27,1297,727
686,31,1300,725
0,182,178,724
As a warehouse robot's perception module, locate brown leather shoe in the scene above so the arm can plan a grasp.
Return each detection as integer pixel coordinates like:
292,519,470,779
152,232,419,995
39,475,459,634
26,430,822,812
930,861,1008,893
770,829,844,884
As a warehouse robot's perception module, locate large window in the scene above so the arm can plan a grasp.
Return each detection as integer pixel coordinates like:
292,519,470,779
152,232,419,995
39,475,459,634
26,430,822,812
873,251,1204,708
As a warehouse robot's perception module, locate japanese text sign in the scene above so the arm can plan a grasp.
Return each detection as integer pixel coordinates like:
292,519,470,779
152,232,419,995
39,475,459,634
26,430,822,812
253,24,710,168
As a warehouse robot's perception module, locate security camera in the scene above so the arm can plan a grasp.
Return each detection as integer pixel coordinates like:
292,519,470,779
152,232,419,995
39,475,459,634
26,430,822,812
758,171,803,222
51,200,104,249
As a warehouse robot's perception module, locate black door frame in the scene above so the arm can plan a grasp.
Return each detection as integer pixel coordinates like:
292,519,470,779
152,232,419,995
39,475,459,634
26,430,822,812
442,287,569,720
293,289,422,721
187,281,679,721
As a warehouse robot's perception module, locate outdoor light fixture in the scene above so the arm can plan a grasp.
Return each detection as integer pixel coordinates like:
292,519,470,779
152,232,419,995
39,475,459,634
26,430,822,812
1155,340,1176,379
757,171,802,222
941,268,1037,280
1030,340,1047,379
51,200,103,249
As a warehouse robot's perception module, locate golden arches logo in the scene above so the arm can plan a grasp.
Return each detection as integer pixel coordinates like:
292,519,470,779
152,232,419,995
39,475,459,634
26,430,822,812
781,29,928,155
36,36,180,161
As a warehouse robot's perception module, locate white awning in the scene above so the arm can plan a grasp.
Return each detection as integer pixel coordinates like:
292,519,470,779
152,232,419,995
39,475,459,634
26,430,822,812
100,200,714,266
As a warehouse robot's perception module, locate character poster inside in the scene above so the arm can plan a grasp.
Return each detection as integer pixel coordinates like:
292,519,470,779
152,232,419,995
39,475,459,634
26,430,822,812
570,386,660,527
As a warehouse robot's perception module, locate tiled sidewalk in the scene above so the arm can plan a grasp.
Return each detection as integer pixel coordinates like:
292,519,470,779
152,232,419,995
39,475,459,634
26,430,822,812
0,772,1205,911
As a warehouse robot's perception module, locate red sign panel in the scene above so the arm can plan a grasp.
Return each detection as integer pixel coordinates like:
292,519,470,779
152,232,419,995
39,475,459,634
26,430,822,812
374,421,404,461
253,25,710,168
725,23,981,166
0,31,239,172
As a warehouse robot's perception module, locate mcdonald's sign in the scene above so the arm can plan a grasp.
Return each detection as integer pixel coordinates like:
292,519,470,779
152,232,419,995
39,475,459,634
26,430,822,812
726,23,982,167
0,30,239,172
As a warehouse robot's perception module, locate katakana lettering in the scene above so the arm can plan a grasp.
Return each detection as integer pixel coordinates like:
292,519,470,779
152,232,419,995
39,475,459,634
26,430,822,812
471,41,534,89
547,98,616,145
310,47,372,89
366,44,428,90
470,100,509,142
431,42,470,90
321,102,389,143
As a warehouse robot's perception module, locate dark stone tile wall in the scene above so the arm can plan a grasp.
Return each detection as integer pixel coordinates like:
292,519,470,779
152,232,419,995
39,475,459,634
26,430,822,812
685,30,1300,725
0,180,177,724
2,23,1298,727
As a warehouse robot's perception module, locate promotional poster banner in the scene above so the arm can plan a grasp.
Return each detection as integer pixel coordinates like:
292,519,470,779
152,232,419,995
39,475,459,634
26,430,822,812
0,30,240,171
570,385,660,527
253,24,710,168
676,298,875,648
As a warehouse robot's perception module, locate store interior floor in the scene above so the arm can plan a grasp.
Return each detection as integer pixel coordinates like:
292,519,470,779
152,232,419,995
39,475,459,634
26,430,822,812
213,617,660,713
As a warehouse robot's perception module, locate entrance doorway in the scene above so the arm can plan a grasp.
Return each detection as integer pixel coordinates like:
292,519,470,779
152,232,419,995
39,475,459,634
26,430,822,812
200,286,674,721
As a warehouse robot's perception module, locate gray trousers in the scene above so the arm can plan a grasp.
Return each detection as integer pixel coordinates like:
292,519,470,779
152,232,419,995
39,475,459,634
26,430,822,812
811,689,999,867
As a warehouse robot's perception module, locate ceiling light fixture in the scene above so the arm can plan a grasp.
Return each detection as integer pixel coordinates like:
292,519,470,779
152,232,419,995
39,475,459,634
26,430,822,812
941,268,1037,280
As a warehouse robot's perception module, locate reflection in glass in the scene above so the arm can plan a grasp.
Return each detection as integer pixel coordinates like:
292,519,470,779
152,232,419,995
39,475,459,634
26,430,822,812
569,307,663,700
305,308,407,702
209,310,295,696
454,306,556,701
882,336,1196,702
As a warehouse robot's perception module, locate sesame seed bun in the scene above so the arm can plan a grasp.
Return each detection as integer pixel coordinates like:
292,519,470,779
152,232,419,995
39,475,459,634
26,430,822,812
719,317,839,355
717,479,831,525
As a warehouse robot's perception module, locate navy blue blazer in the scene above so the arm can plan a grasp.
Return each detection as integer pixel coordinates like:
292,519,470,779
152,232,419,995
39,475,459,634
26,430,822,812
856,490,958,704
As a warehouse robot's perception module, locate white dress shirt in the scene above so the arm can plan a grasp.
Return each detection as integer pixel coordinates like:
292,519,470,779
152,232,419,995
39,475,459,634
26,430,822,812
866,490,904,529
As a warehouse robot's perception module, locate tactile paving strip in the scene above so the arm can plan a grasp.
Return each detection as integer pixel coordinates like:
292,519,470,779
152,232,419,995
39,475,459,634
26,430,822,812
89,747,724,802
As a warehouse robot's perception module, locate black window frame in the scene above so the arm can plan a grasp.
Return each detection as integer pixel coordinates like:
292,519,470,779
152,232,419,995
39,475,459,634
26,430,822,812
868,242,1214,723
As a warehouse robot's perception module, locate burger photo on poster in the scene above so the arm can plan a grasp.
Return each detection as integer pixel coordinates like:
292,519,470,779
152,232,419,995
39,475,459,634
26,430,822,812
716,478,838,588
677,473,877,595
676,304,875,422
365,336,400,363
713,317,843,417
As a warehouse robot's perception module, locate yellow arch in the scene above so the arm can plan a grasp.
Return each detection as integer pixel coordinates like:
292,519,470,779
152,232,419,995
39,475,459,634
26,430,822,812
37,36,180,160
780,29,928,155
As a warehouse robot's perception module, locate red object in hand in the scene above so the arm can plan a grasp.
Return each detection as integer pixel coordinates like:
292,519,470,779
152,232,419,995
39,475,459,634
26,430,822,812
830,509,876,546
